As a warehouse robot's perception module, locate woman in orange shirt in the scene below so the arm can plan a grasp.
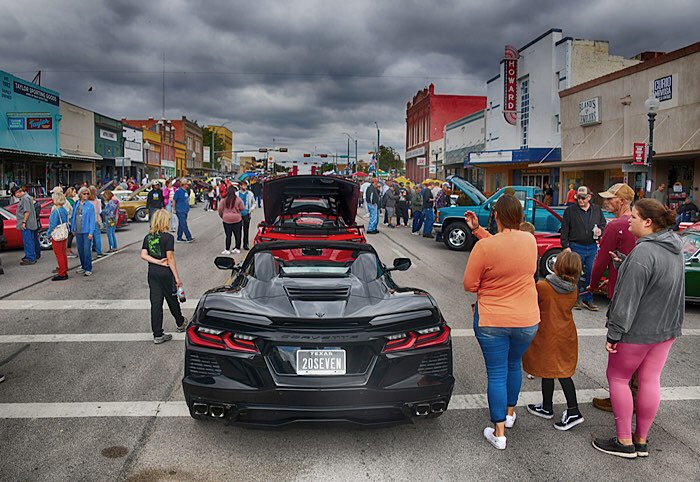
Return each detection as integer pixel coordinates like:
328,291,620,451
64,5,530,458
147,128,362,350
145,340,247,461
463,194,540,450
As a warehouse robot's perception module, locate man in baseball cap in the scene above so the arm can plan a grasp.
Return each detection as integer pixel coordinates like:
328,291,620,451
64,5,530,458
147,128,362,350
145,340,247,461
561,184,607,311
589,182,637,413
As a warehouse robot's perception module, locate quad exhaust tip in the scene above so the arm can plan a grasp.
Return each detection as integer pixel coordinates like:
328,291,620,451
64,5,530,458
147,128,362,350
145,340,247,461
431,401,446,413
209,405,225,418
193,403,209,416
415,403,431,416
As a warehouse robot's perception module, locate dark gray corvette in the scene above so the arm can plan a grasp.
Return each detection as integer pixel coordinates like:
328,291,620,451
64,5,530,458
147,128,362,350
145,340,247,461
182,240,454,426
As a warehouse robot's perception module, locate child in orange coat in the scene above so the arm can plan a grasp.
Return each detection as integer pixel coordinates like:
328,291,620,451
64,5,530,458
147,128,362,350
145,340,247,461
522,251,584,430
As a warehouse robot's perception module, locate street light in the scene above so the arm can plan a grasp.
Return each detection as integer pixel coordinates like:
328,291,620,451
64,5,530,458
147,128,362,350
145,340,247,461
394,153,400,175
431,148,439,179
374,122,380,157
645,96,661,194
143,141,151,179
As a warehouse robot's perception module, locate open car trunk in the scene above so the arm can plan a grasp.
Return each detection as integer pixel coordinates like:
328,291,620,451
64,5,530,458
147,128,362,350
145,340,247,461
262,175,360,227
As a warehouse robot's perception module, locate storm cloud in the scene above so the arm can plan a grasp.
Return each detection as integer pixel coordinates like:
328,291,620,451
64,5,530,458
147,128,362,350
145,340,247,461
1,0,697,160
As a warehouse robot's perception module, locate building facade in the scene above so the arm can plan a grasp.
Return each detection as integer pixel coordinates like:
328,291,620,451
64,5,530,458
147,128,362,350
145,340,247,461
443,110,486,187
0,70,61,190
122,125,145,181
553,41,700,208
470,29,640,199
405,84,485,182
208,125,233,173
59,100,100,185
94,113,123,182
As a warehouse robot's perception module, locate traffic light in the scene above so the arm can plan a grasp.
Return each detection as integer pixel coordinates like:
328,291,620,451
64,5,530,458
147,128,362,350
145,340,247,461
319,154,328,158
279,148,288,152
303,153,311,157
259,148,268,153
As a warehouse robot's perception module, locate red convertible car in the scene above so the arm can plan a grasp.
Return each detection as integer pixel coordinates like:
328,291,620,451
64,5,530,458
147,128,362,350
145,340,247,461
254,175,366,245
0,206,50,250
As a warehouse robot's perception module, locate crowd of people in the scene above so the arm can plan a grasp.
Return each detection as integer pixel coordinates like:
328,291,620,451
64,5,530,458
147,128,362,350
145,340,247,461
461,185,684,459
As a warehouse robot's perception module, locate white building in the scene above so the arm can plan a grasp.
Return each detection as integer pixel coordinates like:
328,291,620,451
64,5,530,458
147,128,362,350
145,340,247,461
443,110,486,186
122,125,145,180
467,28,639,199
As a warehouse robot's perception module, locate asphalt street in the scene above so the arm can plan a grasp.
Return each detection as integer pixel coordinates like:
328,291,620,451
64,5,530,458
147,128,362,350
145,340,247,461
0,204,698,481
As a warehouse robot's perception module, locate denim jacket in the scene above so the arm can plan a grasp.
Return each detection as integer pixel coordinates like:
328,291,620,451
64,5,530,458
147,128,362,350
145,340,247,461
70,200,96,234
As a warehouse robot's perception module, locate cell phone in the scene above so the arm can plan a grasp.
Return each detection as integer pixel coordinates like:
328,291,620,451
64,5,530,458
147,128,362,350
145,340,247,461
611,250,623,259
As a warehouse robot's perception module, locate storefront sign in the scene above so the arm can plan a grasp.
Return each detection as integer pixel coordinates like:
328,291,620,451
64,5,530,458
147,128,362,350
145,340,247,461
115,157,131,167
429,164,437,174
7,117,25,130
502,45,519,126
579,97,601,126
13,80,59,106
653,75,672,101
416,157,426,166
124,139,141,151
632,142,646,163
100,129,117,141
406,146,426,159
27,117,52,130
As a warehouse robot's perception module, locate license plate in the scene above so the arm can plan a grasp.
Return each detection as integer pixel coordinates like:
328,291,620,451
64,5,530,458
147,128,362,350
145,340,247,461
296,349,346,375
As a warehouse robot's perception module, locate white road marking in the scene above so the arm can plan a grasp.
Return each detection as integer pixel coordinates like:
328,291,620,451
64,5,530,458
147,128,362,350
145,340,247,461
0,300,199,310
1,386,698,419
0,329,698,344
390,247,408,258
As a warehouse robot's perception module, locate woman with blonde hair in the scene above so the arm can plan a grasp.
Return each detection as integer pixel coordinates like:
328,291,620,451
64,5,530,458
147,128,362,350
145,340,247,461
64,186,78,257
88,185,103,257
49,191,70,281
140,209,186,344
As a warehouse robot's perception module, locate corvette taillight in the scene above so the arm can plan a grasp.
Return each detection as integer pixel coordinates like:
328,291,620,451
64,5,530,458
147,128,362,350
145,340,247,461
382,325,451,353
187,326,260,354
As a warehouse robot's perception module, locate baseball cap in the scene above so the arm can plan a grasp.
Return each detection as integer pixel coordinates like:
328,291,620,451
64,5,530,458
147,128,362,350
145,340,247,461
576,186,591,198
599,183,635,202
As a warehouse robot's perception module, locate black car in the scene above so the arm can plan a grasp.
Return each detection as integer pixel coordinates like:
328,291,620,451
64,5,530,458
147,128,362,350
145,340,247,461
182,240,454,427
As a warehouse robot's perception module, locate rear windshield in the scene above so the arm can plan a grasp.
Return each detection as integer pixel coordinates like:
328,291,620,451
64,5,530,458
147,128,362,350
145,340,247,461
290,198,329,211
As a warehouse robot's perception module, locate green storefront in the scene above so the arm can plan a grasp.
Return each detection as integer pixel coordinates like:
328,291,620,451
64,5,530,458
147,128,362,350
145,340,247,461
94,113,123,182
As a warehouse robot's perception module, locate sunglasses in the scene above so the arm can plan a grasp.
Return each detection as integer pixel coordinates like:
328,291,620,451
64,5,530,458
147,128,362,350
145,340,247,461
577,194,588,200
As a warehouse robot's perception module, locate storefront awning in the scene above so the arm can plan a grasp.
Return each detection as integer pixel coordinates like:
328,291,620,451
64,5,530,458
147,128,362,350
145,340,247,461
444,144,485,167
531,149,700,169
469,147,560,167
60,148,102,161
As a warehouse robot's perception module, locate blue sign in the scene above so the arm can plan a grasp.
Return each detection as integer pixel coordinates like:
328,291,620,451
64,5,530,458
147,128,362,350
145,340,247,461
7,117,25,130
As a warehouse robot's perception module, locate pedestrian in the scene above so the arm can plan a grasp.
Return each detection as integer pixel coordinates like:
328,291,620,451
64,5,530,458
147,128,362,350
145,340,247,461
140,209,187,344
544,182,554,206
365,177,380,234
463,195,540,450
102,190,120,252
523,251,584,430
360,178,371,215
384,184,397,228
219,186,244,254
434,183,451,241
634,188,645,203
592,199,683,459
565,184,577,206
251,179,263,208
560,186,607,311
146,181,165,222
204,186,213,211
0,210,5,275
381,180,390,225
237,181,255,250
421,182,435,238
13,186,39,265
48,191,70,281
64,187,78,258
88,186,104,258
172,178,194,243
70,187,96,276
396,183,409,227
410,185,424,235
674,196,698,228
650,182,667,206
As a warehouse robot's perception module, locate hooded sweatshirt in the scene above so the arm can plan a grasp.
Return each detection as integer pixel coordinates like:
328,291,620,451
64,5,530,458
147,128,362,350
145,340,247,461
606,230,684,344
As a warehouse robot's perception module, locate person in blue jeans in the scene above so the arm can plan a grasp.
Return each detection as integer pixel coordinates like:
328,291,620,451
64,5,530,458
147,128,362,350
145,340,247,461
70,187,96,276
13,186,39,265
102,190,120,252
463,195,540,450
365,177,381,234
411,185,424,234
172,178,194,242
421,184,435,238
560,185,607,311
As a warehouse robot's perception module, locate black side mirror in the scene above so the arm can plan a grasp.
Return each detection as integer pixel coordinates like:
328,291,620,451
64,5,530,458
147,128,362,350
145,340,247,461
214,256,235,270
389,257,411,272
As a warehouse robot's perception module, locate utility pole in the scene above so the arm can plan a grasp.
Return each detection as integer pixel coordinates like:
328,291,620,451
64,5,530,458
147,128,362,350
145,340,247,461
354,139,358,168
162,53,166,119
374,122,380,160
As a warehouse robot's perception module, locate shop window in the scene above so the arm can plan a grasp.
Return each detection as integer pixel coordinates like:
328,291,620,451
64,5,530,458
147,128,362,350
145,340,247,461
554,115,560,133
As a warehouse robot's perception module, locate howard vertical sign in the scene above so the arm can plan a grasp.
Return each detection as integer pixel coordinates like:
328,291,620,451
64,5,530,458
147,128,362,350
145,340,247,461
502,45,519,126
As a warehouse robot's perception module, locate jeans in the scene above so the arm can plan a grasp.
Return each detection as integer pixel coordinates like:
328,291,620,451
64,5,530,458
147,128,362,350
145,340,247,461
166,203,177,231
76,233,93,272
473,305,538,423
176,212,192,241
106,225,117,250
367,203,378,232
148,269,185,338
412,209,424,233
21,229,36,262
423,208,435,236
570,242,598,303
92,226,102,255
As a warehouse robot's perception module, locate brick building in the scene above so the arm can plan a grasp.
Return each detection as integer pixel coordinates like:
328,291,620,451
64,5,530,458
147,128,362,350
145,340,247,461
405,84,485,181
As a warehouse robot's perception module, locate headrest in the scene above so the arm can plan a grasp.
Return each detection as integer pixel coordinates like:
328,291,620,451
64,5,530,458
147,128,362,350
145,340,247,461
254,252,278,282
350,252,380,283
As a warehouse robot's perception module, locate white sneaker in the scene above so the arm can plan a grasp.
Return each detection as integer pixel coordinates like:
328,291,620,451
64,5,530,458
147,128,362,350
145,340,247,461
232,248,241,254
221,250,231,255
483,427,506,450
76,268,85,274
505,412,516,428
84,271,92,277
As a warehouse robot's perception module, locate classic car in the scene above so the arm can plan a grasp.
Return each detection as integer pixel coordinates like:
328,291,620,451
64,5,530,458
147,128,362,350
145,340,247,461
681,227,700,302
254,175,365,245
182,240,454,426
0,207,51,251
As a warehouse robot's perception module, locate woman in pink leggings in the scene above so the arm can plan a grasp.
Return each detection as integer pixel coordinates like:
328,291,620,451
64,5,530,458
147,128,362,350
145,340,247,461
593,199,684,459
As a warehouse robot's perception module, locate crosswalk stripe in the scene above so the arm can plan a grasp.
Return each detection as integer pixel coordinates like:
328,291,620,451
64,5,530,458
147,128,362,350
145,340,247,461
1,386,698,419
0,329,698,344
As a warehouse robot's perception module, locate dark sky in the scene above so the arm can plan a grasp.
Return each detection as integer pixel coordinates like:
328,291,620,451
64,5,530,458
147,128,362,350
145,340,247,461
1,0,697,161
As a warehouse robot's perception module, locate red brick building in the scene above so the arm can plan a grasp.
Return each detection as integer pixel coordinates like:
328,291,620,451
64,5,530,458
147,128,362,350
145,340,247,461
405,84,486,181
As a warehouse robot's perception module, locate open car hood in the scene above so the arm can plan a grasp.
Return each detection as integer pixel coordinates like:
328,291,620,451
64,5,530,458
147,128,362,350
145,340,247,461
262,175,360,225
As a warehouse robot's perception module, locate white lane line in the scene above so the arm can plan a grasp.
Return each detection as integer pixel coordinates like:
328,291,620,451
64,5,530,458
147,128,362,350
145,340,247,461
1,386,698,419
0,300,198,310
0,329,698,344
450,328,700,337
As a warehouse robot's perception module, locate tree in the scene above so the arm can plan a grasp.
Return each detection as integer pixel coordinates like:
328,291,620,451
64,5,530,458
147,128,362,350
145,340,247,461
202,127,226,171
377,145,403,173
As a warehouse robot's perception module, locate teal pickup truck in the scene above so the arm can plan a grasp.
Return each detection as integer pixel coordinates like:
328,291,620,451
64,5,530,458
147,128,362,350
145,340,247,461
434,176,568,251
